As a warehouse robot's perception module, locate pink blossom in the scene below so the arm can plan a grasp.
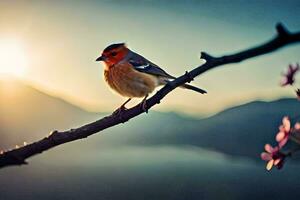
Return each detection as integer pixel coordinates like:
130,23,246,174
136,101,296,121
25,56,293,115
261,144,286,170
292,122,300,143
294,122,300,132
281,63,300,86
276,116,291,148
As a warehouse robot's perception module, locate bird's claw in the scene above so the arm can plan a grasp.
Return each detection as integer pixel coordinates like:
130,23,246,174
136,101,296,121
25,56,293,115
140,100,148,113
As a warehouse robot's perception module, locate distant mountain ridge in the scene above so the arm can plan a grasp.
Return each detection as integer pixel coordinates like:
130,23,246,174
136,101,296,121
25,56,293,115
1,79,299,160
104,98,300,160
0,79,101,148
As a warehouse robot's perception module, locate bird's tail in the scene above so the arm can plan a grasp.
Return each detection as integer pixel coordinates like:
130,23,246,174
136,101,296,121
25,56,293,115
162,79,206,94
180,83,207,94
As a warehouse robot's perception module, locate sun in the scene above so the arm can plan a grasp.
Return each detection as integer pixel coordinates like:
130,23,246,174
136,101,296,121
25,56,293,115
0,39,27,77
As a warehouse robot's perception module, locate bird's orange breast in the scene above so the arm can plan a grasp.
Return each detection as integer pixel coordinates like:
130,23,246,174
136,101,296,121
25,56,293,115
104,63,158,98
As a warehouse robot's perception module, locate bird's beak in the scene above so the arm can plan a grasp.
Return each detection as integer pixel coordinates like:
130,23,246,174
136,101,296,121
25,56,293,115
96,55,105,62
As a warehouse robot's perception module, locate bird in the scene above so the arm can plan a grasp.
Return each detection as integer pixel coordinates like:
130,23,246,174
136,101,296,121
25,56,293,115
96,43,206,112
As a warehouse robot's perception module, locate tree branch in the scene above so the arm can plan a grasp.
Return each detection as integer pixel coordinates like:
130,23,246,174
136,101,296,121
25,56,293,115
1,23,300,168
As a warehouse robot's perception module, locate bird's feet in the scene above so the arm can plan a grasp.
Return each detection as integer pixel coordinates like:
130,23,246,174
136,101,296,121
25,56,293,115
112,98,132,119
140,98,148,113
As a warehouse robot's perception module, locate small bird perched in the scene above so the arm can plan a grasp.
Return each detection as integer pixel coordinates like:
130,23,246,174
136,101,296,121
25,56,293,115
96,43,206,112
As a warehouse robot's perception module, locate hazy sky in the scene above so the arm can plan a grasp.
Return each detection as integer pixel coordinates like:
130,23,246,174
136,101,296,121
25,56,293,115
0,0,300,115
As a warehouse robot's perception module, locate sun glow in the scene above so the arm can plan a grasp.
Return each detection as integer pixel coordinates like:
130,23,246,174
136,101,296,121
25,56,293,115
0,39,27,77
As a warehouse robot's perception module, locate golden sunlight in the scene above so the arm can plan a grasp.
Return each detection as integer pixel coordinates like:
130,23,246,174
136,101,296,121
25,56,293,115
0,39,27,77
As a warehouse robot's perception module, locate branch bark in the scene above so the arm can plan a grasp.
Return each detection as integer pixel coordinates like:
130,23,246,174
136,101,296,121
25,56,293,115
1,23,300,168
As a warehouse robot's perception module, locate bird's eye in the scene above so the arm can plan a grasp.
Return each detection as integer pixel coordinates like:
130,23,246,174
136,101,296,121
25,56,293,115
111,52,117,56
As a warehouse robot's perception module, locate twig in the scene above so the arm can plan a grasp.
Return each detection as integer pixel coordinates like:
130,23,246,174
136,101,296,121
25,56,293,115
1,23,300,168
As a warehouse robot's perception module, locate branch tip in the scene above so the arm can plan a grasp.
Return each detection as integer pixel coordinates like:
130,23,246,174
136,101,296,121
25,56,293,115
276,23,290,37
200,52,214,62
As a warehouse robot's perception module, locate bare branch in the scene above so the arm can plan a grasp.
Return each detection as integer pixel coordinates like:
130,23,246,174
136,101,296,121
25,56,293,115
200,52,215,62
1,23,300,168
276,23,290,37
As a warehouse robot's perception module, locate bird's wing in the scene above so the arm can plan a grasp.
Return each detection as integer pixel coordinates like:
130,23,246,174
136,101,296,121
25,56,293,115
128,57,175,79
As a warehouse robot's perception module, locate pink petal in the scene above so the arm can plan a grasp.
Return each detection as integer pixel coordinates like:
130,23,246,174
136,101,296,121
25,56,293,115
283,116,291,132
294,123,300,130
261,152,272,161
276,131,285,142
274,158,281,166
278,138,289,148
266,159,274,171
264,144,273,153
279,125,285,132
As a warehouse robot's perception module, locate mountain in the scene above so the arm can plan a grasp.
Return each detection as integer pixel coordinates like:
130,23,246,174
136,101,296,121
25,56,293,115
93,99,300,160
1,79,300,161
0,79,100,149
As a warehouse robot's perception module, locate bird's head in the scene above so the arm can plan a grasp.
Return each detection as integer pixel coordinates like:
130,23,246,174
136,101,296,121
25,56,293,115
96,43,129,68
